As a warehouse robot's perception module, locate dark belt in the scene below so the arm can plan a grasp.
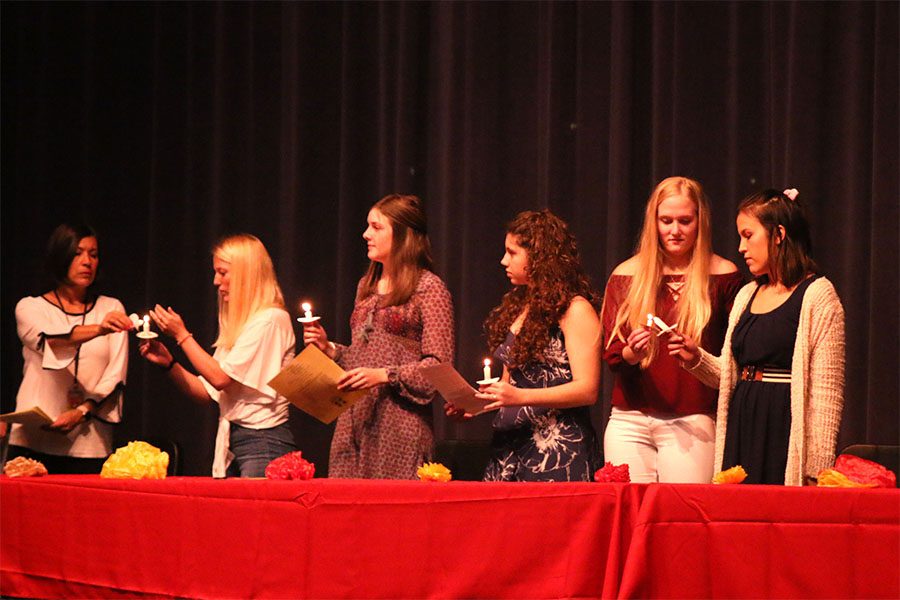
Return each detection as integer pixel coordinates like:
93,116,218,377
739,365,791,383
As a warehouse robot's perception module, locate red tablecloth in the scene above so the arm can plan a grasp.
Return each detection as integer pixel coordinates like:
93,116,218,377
1,476,897,599
1,476,643,599
618,483,900,599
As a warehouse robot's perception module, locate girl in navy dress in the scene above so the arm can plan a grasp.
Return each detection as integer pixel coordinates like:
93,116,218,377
449,210,602,482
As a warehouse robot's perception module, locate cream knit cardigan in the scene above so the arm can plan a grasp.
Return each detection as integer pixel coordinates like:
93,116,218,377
687,277,845,486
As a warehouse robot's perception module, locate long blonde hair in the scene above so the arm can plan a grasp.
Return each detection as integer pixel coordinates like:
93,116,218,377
213,234,285,349
606,176,713,368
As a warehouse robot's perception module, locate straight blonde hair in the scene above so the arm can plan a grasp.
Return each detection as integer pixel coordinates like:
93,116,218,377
213,234,285,349
606,176,713,369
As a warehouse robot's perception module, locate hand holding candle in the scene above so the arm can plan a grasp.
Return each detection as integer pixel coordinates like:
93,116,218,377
647,314,677,337
135,313,159,339
296,300,320,324
477,357,499,385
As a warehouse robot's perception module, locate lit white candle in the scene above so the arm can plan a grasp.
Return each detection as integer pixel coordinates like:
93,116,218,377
142,315,150,334
302,302,313,320
483,358,492,381
646,313,654,328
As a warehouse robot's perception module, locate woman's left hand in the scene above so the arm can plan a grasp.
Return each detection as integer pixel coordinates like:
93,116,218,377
444,401,474,420
149,305,189,341
667,329,700,366
46,409,86,433
337,367,388,391
476,380,522,411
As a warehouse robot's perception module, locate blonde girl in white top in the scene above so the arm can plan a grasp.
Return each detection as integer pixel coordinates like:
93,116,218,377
139,234,298,477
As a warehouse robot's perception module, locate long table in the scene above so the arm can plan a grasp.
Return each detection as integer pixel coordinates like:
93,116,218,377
1,476,897,599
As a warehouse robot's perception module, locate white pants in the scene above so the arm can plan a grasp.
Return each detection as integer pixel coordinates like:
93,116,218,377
604,407,716,484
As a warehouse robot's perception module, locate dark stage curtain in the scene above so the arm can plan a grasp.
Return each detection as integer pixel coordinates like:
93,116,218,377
2,1,897,476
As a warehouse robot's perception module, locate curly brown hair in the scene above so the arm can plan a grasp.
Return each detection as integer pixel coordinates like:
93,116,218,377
485,209,600,367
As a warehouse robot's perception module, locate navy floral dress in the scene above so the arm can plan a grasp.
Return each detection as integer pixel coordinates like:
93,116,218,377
483,328,601,482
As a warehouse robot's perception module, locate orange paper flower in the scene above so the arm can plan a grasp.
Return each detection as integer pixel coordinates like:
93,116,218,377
101,441,169,479
816,468,879,488
3,456,48,477
417,462,451,482
712,465,747,484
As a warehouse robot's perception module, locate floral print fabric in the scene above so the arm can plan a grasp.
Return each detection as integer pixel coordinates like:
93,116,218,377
484,329,601,482
329,271,455,479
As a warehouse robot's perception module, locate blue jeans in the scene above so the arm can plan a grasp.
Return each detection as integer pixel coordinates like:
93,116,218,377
226,421,297,478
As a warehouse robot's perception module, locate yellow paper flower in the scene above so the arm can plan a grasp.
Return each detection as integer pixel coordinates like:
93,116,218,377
816,468,878,488
712,465,747,484
417,462,451,482
101,441,169,480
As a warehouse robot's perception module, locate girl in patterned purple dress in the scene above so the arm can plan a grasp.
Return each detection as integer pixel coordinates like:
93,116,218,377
303,195,454,479
449,210,602,481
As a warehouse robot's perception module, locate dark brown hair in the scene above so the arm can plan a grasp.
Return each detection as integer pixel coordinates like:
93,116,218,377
485,209,599,366
45,223,99,287
738,189,817,287
359,194,435,306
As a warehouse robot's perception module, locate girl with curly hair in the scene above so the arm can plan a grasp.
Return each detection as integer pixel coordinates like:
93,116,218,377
450,209,602,481
601,177,742,483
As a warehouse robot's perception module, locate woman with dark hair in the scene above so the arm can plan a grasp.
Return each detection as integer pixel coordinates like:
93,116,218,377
601,177,741,483
2,224,133,473
303,194,454,479
450,209,602,482
669,189,845,485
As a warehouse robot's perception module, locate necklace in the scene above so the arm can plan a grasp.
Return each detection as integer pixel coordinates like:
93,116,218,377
665,278,685,301
53,289,90,408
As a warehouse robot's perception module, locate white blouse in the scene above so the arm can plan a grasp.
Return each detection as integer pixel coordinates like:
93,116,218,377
199,307,295,477
11,295,129,458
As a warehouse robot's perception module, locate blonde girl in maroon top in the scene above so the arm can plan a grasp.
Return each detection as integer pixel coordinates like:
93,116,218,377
601,177,742,483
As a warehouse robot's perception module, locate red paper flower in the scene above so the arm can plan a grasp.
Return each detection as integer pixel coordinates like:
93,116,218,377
265,451,315,480
594,461,630,483
832,454,896,488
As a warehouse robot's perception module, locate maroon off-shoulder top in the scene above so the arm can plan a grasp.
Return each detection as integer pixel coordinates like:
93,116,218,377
601,272,744,416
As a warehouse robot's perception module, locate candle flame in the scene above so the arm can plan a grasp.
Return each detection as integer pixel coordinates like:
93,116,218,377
483,358,491,367
301,302,311,312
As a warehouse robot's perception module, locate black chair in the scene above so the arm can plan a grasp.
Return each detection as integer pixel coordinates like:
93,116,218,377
145,438,182,477
434,439,493,481
838,444,899,486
